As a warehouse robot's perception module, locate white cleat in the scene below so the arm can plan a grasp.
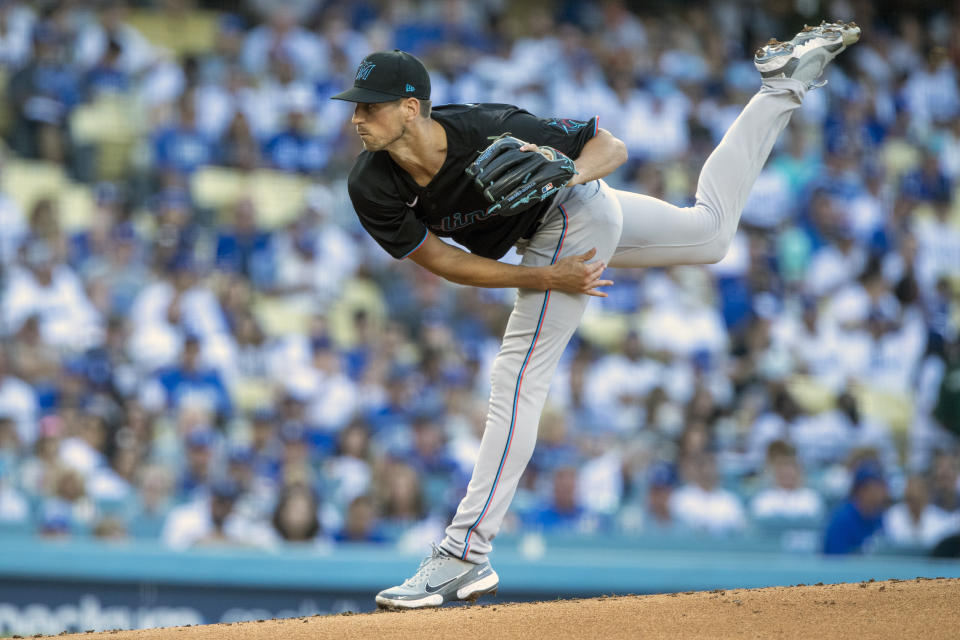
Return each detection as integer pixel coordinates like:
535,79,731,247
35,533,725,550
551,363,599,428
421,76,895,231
754,20,861,88
375,544,500,610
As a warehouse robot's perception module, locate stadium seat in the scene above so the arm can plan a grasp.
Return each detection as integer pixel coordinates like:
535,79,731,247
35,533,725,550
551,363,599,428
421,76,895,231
1,159,68,213
58,184,96,231
251,295,313,336
786,375,837,414
70,95,142,181
192,167,309,229
230,376,278,413
577,312,631,350
249,170,310,228
191,166,246,212
127,9,218,58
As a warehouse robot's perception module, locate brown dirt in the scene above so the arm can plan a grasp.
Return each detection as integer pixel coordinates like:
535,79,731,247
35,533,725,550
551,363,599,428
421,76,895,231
45,577,960,640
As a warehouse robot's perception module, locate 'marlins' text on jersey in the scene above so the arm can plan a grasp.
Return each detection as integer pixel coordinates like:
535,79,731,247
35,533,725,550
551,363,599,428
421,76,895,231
347,104,597,260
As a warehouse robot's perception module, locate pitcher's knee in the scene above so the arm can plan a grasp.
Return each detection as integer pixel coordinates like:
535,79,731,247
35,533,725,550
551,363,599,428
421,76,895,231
700,235,732,264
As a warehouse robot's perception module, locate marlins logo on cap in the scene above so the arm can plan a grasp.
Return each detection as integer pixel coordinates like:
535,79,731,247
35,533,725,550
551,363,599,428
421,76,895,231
331,50,431,103
356,61,376,80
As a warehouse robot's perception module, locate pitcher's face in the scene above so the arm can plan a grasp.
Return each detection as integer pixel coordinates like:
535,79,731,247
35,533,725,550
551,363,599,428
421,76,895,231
351,100,405,151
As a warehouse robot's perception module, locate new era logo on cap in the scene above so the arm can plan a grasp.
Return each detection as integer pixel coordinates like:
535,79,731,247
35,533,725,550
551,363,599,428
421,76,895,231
406,84,415,92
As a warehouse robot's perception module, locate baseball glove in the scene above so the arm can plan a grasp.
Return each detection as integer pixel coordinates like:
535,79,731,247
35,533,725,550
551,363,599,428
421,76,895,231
465,135,578,216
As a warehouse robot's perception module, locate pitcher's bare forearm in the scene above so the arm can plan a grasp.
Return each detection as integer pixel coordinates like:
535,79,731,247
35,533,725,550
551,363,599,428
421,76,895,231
407,232,612,296
562,128,628,187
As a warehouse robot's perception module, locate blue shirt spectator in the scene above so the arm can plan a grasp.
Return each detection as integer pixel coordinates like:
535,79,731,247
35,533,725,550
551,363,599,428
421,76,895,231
334,495,388,543
900,152,951,203
214,199,273,286
524,467,606,534
152,93,214,174
83,38,130,98
263,111,330,174
155,336,232,421
823,463,889,555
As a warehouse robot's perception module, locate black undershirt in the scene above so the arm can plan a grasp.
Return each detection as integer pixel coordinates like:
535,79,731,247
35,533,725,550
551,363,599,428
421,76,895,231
347,103,598,260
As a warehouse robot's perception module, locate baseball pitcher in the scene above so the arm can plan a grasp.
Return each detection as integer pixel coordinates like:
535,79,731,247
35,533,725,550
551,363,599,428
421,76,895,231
330,21,861,609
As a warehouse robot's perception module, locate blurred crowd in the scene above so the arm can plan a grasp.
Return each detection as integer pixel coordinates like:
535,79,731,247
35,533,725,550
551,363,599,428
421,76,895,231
0,0,959,558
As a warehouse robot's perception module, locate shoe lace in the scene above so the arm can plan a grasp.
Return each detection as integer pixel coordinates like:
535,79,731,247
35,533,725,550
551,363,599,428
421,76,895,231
402,543,448,587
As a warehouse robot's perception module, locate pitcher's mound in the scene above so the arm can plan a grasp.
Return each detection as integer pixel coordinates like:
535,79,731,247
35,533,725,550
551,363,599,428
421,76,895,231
56,577,960,640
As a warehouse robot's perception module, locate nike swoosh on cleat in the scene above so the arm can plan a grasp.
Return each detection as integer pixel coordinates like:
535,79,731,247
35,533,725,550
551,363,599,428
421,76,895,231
424,572,468,593
761,58,799,78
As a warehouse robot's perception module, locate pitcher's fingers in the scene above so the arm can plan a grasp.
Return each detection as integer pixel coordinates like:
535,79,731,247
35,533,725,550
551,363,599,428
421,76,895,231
578,248,598,261
584,289,609,298
584,278,613,290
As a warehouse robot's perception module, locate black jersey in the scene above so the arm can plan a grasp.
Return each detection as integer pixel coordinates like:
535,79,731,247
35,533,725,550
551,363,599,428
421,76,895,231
347,104,598,260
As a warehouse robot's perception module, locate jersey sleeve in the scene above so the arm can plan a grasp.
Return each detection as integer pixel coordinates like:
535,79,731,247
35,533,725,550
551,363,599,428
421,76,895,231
348,177,428,260
497,109,599,159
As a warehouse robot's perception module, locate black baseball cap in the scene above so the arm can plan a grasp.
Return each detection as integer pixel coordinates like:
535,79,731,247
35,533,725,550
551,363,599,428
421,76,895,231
332,50,431,103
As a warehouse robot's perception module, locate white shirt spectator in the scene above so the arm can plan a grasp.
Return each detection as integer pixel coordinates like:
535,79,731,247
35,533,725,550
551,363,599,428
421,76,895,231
854,42,895,86
128,322,184,373
902,60,960,127
283,363,358,432
0,373,38,447
160,499,276,550
577,450,624,515
669,484,747,535
130,280,228,343
272,221,360,308
550,68,619,123
320,17,370,72
619,88,691,161
323,455,371,510
87,466,132,503
839,412,899,471
0,484,28,523
641,296,729,360
138,56,186,107
841,324,926,395
659,47,709,84
750,486,824,521
0,3,35,69
253,76,317,138
584,352,662,433
241,23,328,81
845,183,892,243
884,503,960,548
505,35,563,90
938,123,960,180
74,17,157,74
804,242,867,297
770,311,846,391
192,83,237,140
3,263,102,350
58,437,105,477
747,411,796,470
823,283,900,330
740,168,793,228
913,215,960,294
0,190,25,264
790,413,853,467
697,95,743,143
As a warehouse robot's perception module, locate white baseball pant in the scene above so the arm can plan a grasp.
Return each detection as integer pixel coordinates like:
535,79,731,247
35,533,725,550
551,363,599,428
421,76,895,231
439,78,807,562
